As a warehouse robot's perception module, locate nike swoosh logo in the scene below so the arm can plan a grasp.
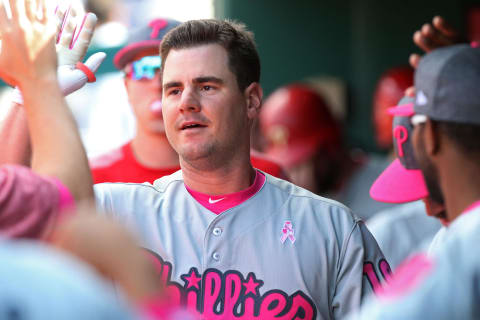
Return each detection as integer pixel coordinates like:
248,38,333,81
208,197,226,204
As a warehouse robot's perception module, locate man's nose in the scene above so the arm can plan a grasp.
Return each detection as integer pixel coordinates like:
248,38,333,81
179,87,201,113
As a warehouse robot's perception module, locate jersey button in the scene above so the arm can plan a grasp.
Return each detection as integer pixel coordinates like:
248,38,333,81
212,252,220,261
213,227,222,236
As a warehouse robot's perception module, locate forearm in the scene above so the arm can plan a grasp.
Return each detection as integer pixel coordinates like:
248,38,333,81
0,101,32,166
21,76,93,202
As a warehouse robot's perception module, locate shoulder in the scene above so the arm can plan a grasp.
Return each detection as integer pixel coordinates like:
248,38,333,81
263,173,359,228
89,143,129,169
0,165,59,198
94,170,183,207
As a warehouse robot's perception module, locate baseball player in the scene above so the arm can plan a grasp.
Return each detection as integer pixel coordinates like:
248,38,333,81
95,19,389,319
351,43,480,319
367,97,442,269
88,18,286,183
372,66,413,151
259,84,394,220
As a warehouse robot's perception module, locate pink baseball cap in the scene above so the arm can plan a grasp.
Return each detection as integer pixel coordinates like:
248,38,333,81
369,97,429,203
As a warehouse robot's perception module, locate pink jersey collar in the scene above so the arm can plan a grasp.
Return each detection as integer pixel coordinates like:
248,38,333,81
185,170,266,215
462,200,480,215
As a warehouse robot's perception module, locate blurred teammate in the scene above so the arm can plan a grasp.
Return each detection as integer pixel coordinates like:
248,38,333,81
353,44,480,319
259,83,395,220
372,66,413,151
367,97,441,269
0,4,100,238
94,19,389,319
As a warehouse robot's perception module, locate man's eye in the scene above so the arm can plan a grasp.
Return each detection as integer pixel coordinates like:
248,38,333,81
169,89,181,95
202,85,212,91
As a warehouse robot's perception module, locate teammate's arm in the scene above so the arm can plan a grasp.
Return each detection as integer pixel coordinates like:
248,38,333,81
0,102,31,166
0,0,93,203
0,5,104,167
332,220,391,318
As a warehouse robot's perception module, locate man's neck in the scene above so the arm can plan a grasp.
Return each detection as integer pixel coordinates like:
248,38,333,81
442,153,480,222
131,129,179,169
181,152,256,195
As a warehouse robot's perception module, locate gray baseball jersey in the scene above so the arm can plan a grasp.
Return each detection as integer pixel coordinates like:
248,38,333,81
95,170,389,319
367,201,441,270
350,203,480,320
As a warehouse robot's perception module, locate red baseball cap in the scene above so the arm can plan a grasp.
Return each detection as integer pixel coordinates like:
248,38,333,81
369,97,429,203
260,84,341,168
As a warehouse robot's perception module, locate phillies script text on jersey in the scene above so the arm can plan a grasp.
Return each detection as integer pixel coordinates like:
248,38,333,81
148,249,316,319
148,250,389,319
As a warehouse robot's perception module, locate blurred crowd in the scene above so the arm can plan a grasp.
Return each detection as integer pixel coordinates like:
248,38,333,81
0,0,479,319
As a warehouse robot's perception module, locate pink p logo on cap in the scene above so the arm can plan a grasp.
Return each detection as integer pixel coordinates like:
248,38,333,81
394,126,408,157
149,19,168,39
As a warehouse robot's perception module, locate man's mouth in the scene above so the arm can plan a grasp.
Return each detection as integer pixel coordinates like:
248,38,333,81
180,121,207,130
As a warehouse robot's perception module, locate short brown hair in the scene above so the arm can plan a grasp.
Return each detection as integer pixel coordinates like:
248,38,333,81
160,19,260,91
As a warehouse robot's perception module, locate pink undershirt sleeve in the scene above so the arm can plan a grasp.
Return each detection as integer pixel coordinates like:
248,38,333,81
0,165,75,239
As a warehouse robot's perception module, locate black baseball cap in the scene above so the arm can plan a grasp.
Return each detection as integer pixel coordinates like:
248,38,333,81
414,44,480,124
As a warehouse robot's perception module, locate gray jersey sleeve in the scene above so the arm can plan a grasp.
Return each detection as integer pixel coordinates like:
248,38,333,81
366,201,441,270
333,219,391,318
350,207,480,320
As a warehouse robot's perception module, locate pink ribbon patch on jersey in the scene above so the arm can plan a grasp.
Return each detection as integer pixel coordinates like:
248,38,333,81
281,221,296,244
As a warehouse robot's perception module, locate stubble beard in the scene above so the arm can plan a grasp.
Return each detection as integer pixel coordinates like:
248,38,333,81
415,138,445,206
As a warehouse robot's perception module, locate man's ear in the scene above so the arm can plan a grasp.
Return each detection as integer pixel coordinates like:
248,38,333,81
244,82,263,119
424,119,441,156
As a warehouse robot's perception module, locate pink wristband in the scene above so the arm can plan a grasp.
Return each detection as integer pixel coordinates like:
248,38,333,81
75,62,96,83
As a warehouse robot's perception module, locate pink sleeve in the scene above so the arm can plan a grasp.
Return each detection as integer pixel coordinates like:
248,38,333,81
50,178,75,211
0,165,75,239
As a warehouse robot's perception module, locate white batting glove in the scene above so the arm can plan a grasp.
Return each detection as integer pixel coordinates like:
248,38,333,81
12,6,106,104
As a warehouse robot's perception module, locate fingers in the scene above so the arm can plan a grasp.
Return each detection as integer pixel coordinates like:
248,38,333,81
70,12,96,54
432,16,457,39
409,53,420,69
413,30,431,53
39,0,46,23
9,0,19,20
83,51,106,73
405,86,416,97
413,16,462,55
57,6,76,48
54,5,66,39
24,0,34,21
0,0,11,32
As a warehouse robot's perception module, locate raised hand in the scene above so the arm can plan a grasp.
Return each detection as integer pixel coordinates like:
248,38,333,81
10,3,106,103
409,16,464,68
0,0,57,87
53,5,105,96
